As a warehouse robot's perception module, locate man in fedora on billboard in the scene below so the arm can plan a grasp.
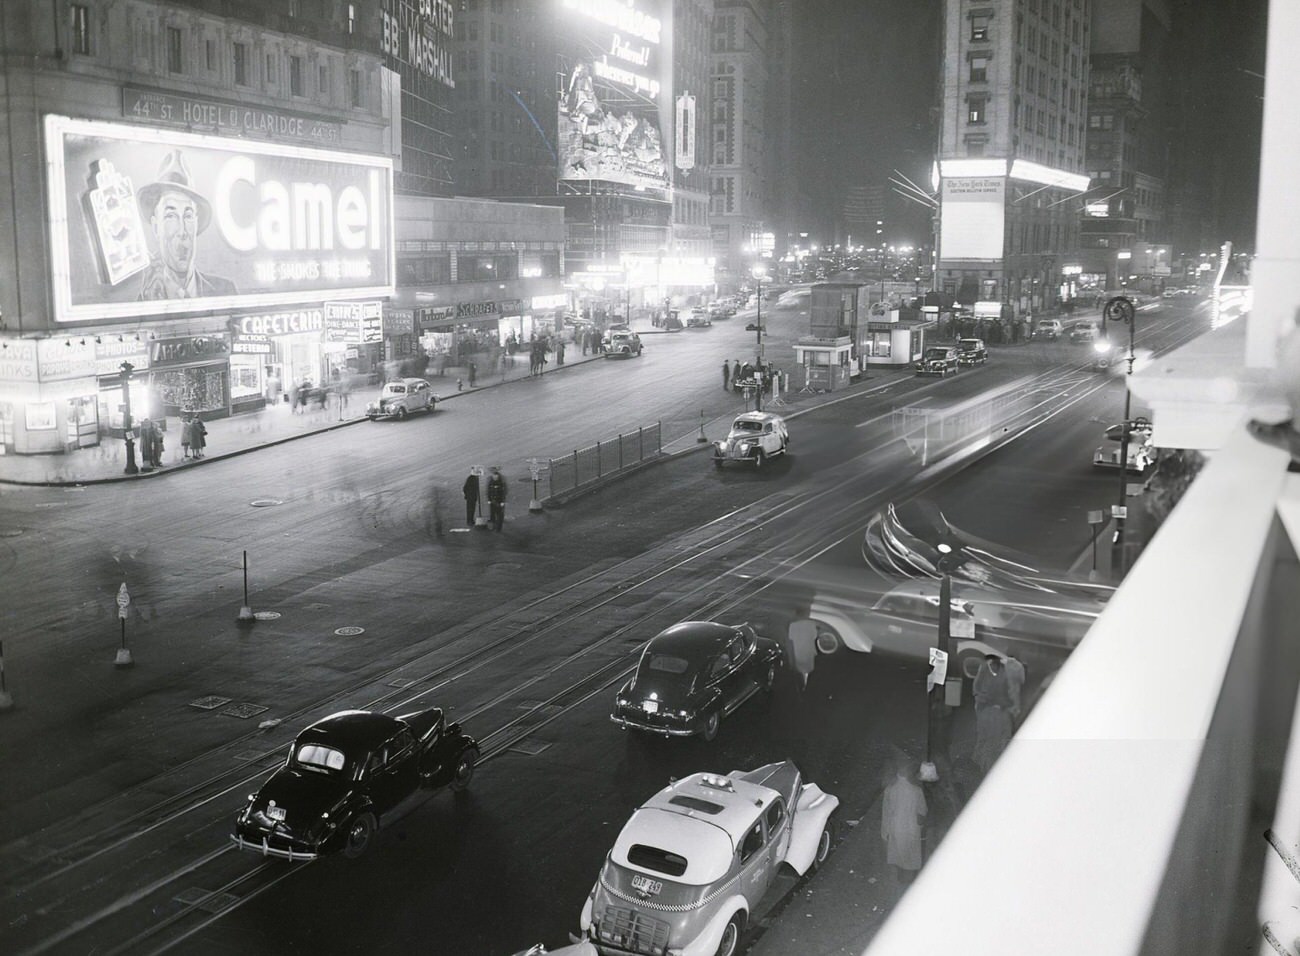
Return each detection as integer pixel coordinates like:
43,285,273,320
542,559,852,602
137,150,236,300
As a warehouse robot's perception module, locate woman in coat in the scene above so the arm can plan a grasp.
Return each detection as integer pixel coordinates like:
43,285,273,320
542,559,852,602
191,416,207,459
180,415,194,459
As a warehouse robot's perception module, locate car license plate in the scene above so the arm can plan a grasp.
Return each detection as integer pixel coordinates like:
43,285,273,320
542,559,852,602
642,700,659,714
267,806,286,822
630,874,663,896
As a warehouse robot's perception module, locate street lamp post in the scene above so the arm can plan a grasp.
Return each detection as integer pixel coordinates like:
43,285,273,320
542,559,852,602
1103,295,1138,574
119,361,139,476
752,265,767,412
921,544,955,782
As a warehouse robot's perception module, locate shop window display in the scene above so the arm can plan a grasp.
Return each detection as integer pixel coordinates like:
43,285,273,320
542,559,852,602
155,367,229,416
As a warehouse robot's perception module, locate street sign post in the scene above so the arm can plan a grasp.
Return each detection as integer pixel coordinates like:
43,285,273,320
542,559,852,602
115,583,133,668
1088,509,1105,571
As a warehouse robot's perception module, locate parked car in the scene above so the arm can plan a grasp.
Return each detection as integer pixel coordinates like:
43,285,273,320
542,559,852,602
1094,417,1155,472
712,411,789,469
604,330,644,358
915,346,960,376
366,378,437,421
687,307,712,328
1067,321,1099,344
611,621,782,741
955,337,987,365
1033,318,1065,340
578,761,838,956
231,708,479,861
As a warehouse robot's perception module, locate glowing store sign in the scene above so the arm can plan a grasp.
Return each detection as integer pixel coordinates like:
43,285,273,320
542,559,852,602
44,115,394,323
561,0,662,44
380,0,456,88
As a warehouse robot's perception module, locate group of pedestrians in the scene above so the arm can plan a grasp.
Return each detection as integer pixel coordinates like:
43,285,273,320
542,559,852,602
135,413,207,468
461,466,509,532
722,357,778,394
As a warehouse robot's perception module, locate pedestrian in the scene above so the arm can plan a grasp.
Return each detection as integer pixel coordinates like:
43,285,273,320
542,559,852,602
191,415,207,459
972,654,1015,773
462,470,480,528
881,763,927,886
785,610,817,691
180,414,194,459
722,359,731,390
1004,654,1026,723
557,339,566,365
138,417,156,467
151,421,165,467
486,465,508,532
731,359,741,388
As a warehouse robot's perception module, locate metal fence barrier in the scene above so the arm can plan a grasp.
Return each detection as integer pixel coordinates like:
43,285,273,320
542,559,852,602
545,422,662,499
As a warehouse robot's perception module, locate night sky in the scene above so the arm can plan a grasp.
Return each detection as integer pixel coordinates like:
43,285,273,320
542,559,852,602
790,0,1269,252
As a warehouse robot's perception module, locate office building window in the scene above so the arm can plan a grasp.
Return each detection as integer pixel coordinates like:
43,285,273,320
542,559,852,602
319,64,328,94
71,4,91,55
349,69,362,106
347,4,355,33
971,15,990,42
289,55,303,95
166,27,183,73
205,39,216,71
266,53,276,84
970,57,988,82
234,43,249,85
967,96,988,125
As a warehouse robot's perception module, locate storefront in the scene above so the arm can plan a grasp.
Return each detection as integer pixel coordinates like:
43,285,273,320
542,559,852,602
0,337,101,455
148,334,230,420
794,336,856,391
94,336,154,433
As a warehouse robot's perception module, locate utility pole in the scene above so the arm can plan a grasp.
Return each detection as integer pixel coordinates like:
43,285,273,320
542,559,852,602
751,266,766,412
921,545,955,783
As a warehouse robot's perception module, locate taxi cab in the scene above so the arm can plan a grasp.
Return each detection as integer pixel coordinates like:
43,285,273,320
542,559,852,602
578,762,837,956
712,412,789,469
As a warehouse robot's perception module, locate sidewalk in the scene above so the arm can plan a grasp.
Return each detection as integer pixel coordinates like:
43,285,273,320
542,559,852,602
0,348,606,487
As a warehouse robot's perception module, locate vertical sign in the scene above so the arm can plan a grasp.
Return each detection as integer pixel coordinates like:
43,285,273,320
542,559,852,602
675,93,695,171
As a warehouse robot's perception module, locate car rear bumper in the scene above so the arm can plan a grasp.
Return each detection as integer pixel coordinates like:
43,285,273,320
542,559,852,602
230,832,319,862
610,715,697,737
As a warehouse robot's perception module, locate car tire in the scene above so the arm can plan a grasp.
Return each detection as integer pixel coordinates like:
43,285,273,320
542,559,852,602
814,623,842,655
450,747,478,792
754,449,766,470
713,913,744,956
701,712,720,742
811,821,835,872
342,811,377,859
396,406,408,421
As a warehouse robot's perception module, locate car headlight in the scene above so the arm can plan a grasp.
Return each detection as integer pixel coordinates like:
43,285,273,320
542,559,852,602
739,441,752,452
1094,341,1112,353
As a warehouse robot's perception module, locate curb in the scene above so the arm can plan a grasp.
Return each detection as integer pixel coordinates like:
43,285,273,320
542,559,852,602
0,348,607,488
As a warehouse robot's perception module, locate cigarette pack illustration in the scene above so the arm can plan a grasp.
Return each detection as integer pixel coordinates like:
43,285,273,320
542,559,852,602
84,159,150,286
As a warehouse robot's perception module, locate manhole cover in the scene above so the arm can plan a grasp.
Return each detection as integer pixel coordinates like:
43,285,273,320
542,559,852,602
189,695,232,711
0,529,23,538
249,499,283,508
334,626,365,636
221,702,269,719
253,610,281,621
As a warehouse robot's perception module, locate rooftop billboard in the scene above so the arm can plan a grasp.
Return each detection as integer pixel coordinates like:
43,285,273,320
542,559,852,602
45,115,394,323
557,0,670,193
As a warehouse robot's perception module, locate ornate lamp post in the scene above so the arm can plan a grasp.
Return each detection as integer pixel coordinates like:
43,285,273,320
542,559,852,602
119,361,139,476
1103,294,1138,573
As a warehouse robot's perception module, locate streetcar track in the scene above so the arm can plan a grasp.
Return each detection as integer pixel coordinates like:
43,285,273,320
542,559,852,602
5,316,1205,955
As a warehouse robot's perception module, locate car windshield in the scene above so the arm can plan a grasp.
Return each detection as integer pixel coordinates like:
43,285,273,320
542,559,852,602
732,420,763,433
385,384,406,394
958,340,979,349
294,743,347,775
923,349,949,360
646,653,691,674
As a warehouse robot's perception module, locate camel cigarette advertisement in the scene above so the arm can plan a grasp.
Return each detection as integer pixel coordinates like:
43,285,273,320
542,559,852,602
45,115,394,323
557,0,670,192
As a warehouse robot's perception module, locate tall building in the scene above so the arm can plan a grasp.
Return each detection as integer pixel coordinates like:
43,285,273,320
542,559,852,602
669,0,714,263
710,0,771,284
765,0,804,253
936,0,1092,313
1079,0,1174,292
449,1,557,199
0,0,394,455
379,0,457,196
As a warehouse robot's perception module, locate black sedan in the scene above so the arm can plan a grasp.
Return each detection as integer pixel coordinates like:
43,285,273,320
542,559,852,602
611,622,782,741
232,708,479,861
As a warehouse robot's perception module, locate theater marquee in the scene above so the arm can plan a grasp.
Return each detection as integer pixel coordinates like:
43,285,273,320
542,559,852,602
44,115,394,323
